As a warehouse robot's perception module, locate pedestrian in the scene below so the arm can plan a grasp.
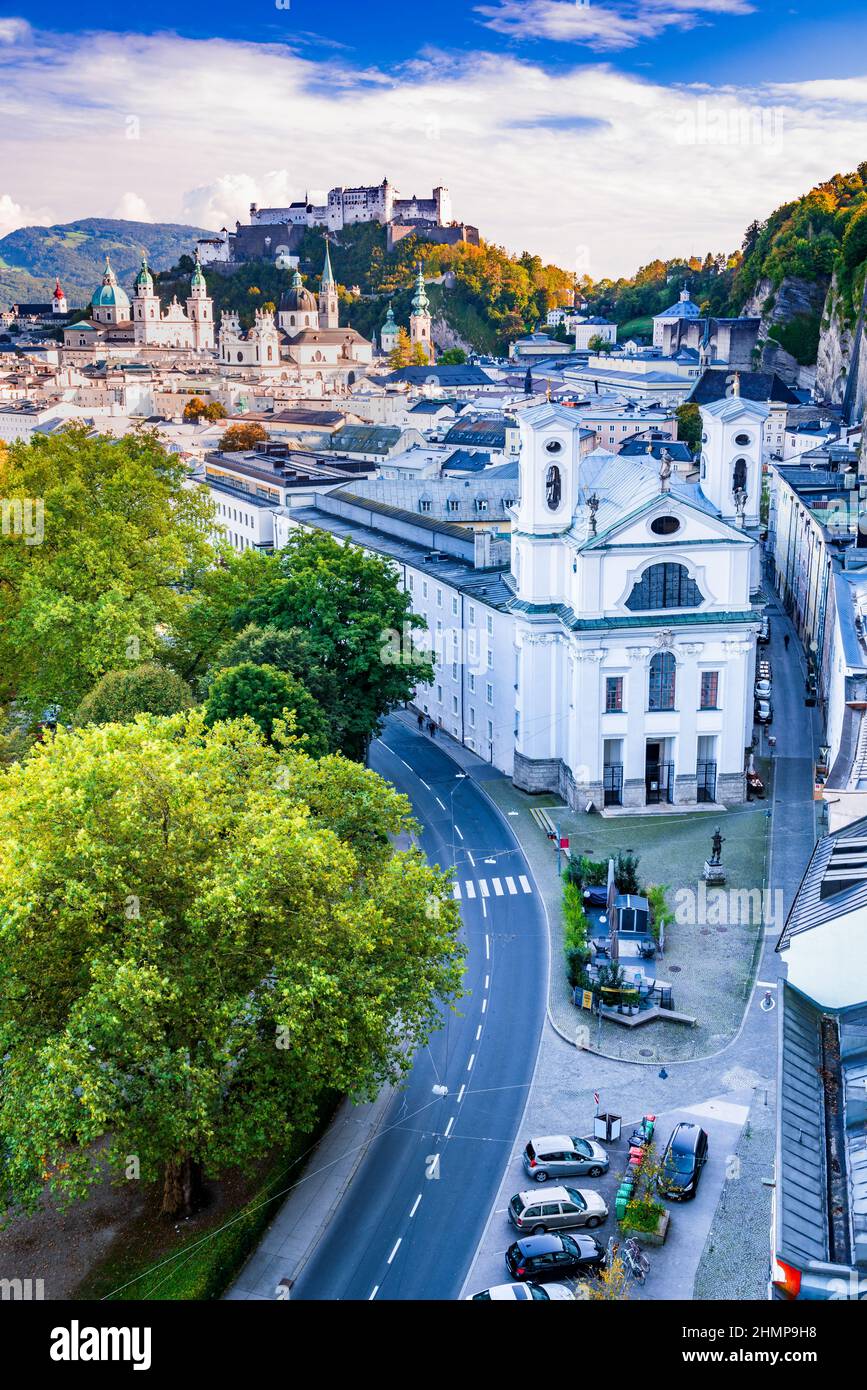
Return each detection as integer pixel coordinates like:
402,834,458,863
784,633,790,650
417,711,424,730
429,720,437,737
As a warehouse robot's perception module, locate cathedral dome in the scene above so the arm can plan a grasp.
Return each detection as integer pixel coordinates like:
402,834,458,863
280,269,317,313
91,256,130,312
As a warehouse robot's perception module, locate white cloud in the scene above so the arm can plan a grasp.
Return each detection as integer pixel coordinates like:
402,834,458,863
0,192,50,238
113,191,154,222
0,24,864,277
0,18,30,44
474,0,754,50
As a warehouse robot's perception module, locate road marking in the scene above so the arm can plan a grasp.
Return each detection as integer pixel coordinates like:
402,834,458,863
482,897,487,918
387,1239,402,1265
485,935,490,960
506,877,517,895
467,850,476,867
467,1054,475,1070
444,1116,455,1138
492,877,504,895
457,1085,465,1104
455,825,464,841
484,974,490,989
482,997,487,1013
453,882,461,899
465,880,476,899
410,1193,422,1218
400,759,412,770
519,875,532,894
420,779,431,791
476,1024,482,1040
369,1286,379,1300
756,980,778,989
479,879,490,897
436,796,446,811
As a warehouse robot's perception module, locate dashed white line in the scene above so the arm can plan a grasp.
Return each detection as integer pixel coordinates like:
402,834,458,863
455,825,464,841
444,1116,455,1138
505,876,517,895
457,1085,465,1104
482,897,487,918
400,759,412,770
482,997,488,1013
419,779,431,791
467,1054,475,1070
519,874,532,894
480,879,490,897
436,797,446,811
485,935,490,960
756,980,778,989
387,1239,402,1265
467,850,476,868
484,974,490,989
476,1024,482,1041
410,1193,422,1218
369,1286,379,1300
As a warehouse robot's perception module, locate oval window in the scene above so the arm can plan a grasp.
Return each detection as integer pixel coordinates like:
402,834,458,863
734,433,751,446
651,515,681,536
545,439,562,454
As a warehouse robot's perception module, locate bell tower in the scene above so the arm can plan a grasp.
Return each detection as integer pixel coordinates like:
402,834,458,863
409,263,434,364
318,237,339,330
132,254,160,344
698,389,767,531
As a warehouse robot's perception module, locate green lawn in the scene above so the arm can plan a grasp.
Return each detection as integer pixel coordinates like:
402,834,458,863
617,316,653,340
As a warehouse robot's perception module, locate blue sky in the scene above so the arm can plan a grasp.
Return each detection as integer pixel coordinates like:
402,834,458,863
1,4,865,275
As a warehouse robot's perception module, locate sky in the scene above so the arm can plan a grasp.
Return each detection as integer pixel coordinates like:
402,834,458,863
1,2,866,278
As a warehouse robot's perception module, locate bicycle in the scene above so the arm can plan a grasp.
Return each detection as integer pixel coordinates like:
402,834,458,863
621,1237,650,1285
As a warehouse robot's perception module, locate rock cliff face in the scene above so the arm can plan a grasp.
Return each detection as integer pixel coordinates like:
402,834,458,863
431,315,473,355
816,267,867,422
740,275,827,392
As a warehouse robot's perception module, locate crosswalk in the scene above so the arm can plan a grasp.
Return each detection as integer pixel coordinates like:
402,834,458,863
453,874,532,900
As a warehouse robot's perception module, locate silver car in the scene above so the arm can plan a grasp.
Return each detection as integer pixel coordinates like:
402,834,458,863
523,1135,609,1182
509,1185,609,1233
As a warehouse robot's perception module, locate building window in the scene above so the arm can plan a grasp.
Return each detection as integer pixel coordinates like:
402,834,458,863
486,682,494,705
419,499,432,513
469,674,475,693
700,670,719,709
626,563,702,611
648,652,676,711
452,695,459,714
733,458,747,493
452,662,458,680
452,596,458,616
486,615,493,636
605,676,623,712
408,574,414,590
422,581,428,599
487,649,493,670
437,588,442,607
468,605,475,625
476,497,488,512
437,684,442,702
487,720,493,741
469,706,476,727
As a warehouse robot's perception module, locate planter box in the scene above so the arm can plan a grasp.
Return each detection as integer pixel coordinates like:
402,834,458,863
620,1208,670,1247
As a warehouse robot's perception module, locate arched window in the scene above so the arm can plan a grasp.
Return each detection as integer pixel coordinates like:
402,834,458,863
648,652,676,710
733,458,747,492
267,345,273,361
626,563,702,611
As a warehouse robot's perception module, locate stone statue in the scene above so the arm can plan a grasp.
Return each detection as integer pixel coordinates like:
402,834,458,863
710,827,725,865
659,448,673,493
587,492,599,536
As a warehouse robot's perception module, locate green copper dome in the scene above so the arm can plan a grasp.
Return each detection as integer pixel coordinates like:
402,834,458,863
134,255,153,291
190,251,206,289
411,265,430,315
91,256,131,312
383,302,396,327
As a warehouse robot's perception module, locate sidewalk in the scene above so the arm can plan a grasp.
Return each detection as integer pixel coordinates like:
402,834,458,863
224,1086,393,1300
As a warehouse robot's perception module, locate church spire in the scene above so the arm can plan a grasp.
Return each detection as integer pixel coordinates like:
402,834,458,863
318,237,339,329
321,236,335,287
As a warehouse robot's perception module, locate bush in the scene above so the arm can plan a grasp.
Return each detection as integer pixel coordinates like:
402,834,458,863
76,663,194,725
645,883,674,943
614,851,641,895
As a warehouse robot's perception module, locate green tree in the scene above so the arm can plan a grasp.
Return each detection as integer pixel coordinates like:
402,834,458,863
0,712,464,1219
410,342,433,366
201,401,225,423
675,402,702,453
439,348,467,365
0,426,214,719
842,205,867,270
389,327,412,369
239,530,434,759
163,549,284,692
205,662,328,754
587,333,613,354
76,663,194,725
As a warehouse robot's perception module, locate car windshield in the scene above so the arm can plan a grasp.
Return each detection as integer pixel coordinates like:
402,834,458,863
564,1189,586,1209
668,1153,694,1174
510,1195,523,1215
572,1138,592,1156
530,1286,550,1301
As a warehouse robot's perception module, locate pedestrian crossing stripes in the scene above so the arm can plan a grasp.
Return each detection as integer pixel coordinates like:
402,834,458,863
453,876,532,899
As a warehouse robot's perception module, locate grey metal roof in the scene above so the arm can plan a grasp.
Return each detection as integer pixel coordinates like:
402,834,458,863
776,984,829,1267
777,814,867,949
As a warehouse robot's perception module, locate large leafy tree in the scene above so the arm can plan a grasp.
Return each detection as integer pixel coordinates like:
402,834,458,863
163,547,283,692
238,530,434,759
205,661,328,755
0,712,463,1220
75,663,194,725
0,426,214,719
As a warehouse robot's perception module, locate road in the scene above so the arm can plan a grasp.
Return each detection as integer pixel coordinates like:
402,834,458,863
291,715,548,1300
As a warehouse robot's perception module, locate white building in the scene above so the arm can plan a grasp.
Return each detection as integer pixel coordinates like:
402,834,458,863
653,286,701,349
574,318,617,351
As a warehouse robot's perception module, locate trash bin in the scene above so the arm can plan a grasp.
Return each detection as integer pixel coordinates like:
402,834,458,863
593,1112,622,1142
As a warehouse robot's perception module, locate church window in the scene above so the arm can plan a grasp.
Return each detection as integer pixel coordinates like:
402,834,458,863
733,458,747,492
237,352,243,363
545,439,562,454
267,346,273,361
626,563,702,611
734,433,751,446
605,677,623,712
650,515,680,536
700,671,719,709
648,652,676,711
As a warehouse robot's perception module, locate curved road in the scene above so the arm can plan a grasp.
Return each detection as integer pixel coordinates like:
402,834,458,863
292,714,548,1301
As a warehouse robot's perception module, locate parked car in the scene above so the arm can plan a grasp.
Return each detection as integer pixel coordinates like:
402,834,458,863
467,1282,574,1301
505,1232,606,1282
656,1121,709,1201
523,1135,609,1182
755,678,772,698
509,1184,609,1233
755,698,773,724
758,616,771,644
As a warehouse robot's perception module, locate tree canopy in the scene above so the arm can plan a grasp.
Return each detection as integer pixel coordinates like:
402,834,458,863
204,661,328,754
0,426,214,719
0,712,463,1219
75,663,194,726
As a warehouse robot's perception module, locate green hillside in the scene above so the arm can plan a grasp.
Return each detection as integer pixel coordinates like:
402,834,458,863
0,218,214,308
